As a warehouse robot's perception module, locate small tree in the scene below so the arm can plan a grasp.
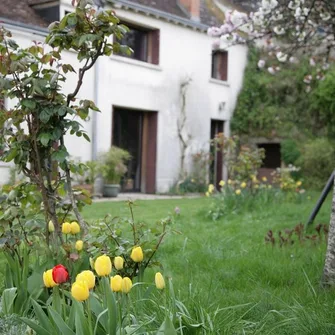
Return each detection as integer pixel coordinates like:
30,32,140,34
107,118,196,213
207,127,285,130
0,0,130,244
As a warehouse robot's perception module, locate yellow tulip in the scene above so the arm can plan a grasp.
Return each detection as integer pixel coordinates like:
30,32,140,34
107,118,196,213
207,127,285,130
110,275,122,292
235,189,241,195
43,269,57,288
228,179,232,185
48,220,55,233
262,176,267,182
62,222,71,234
71,280,89,301
241,182,247,189
205,192,210,197
121,277,132,294
130,246,143,263
155,272,165,290
114,256,124,270
219,180,225,187
70,221,80,235
76,270,95,289
75,240,83,251
94,255,112,276
296,181,302,187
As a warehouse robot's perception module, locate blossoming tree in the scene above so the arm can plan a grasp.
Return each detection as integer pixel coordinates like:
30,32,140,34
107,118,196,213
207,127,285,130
208,0,335,284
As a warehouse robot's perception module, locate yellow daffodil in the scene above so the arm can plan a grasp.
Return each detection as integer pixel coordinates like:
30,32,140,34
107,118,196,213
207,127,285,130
235,189,241,195
296,181,302,187
121,277,132,294
110,275,122,292
94,255,112,276
76,270,95,289
155,272,165,290
262,176,267,182
114,256,124,270
228,179,232,185
48,220,55,233
62,222,71,234
208,184,215,193
43,269,57,288
205,192,210,197
70,221,80,235
219,180,225,187
75,240,83,251
71,280,89,301
130,246,143,263
241,182,247,189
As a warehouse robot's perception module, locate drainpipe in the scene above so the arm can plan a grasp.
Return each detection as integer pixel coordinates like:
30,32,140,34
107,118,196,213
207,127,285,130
92,59,99,161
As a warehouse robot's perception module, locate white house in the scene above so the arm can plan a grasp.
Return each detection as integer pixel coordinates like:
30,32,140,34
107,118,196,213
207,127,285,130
0,0,248,193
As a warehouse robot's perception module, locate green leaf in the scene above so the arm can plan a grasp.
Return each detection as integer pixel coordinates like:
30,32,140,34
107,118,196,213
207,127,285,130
20,317,53,335
157,317,177,335
38,133,51,146
1,287,17,315
48,307,76,335
104,277,117,335
31,298,56,333
51,147,69,163
39,110,51,123
73,299,90,335
21,98,36,109
83,133,91,142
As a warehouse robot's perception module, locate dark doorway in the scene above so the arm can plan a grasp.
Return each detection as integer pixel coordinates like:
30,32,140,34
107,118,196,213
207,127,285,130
112,107,157,193
209,120,224,188
257,143,281,183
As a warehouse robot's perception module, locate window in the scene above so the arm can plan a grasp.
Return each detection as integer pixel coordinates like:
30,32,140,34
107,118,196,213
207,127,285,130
211,51,228,81
119,23,160,65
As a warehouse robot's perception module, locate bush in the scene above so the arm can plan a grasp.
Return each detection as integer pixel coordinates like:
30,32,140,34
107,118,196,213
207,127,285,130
281,139,301,165
297,138,335,189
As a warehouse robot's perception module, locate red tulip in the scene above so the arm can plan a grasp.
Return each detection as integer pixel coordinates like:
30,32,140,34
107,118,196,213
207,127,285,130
52,264,69,284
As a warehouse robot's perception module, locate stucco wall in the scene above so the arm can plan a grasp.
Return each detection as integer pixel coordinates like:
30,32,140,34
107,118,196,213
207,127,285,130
1,3,248,192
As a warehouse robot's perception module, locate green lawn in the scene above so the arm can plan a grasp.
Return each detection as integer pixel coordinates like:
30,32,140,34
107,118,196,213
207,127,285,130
82,194,335,334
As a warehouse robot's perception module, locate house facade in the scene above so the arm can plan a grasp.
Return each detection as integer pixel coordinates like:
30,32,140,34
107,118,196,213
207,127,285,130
0,0,248,193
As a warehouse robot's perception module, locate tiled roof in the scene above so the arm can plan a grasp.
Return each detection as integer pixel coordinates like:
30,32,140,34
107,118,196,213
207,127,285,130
0,0,223,31
0,0,49,28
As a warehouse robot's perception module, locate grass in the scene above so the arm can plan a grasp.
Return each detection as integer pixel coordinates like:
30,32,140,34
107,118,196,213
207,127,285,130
81,193,335,334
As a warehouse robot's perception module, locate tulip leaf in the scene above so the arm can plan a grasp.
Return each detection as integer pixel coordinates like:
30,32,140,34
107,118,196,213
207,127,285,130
20,317,53,335
157,317,178,335
103,277,117,335
48,307,76,335
1,287,17,315
31,298,57,333
73,299,90,335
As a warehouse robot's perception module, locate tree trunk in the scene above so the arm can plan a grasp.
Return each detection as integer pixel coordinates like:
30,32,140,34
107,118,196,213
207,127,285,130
322,180,335,285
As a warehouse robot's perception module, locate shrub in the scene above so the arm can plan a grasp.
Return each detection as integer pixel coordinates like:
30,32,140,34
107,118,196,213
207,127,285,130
297,138,335,189
281,139,301,165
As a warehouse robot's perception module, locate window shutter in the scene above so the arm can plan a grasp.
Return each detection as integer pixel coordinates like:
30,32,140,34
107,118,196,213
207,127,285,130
149,30,160,65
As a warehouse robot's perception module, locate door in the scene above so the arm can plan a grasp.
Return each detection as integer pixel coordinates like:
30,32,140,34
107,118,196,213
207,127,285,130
112,107,157,193
210,120,224,188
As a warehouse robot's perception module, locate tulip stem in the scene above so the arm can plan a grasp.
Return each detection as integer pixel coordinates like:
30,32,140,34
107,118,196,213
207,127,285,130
86,296,93,335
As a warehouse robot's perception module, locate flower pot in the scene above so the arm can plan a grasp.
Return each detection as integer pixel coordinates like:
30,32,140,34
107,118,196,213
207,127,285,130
103,184,120,197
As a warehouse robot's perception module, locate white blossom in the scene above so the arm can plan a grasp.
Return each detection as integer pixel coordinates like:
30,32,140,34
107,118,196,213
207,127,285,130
276,52,288,62
258,59,266,68
274,26,285,35
309,58,316,66
303,74,312,84
268,67,276,74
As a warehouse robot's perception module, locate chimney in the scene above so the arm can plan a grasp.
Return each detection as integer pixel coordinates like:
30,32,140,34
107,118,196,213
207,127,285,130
179,0,200,21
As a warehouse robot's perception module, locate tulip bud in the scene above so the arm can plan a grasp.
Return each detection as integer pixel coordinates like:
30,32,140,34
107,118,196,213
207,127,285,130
114,256,124,270
43,269,57,288
94,255,112,276
52,264,69,284
76,270,95,289
75,240,83,251
62,222,71,234
110,275,122,292
121,277,132,294
155,272,165,290
48,220,55,233
71,280,89,301
70,221,80,235
130,246,143,263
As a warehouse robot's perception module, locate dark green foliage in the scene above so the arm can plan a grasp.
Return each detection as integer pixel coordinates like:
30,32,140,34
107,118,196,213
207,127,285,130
297,138,335,189
280,139,301,165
